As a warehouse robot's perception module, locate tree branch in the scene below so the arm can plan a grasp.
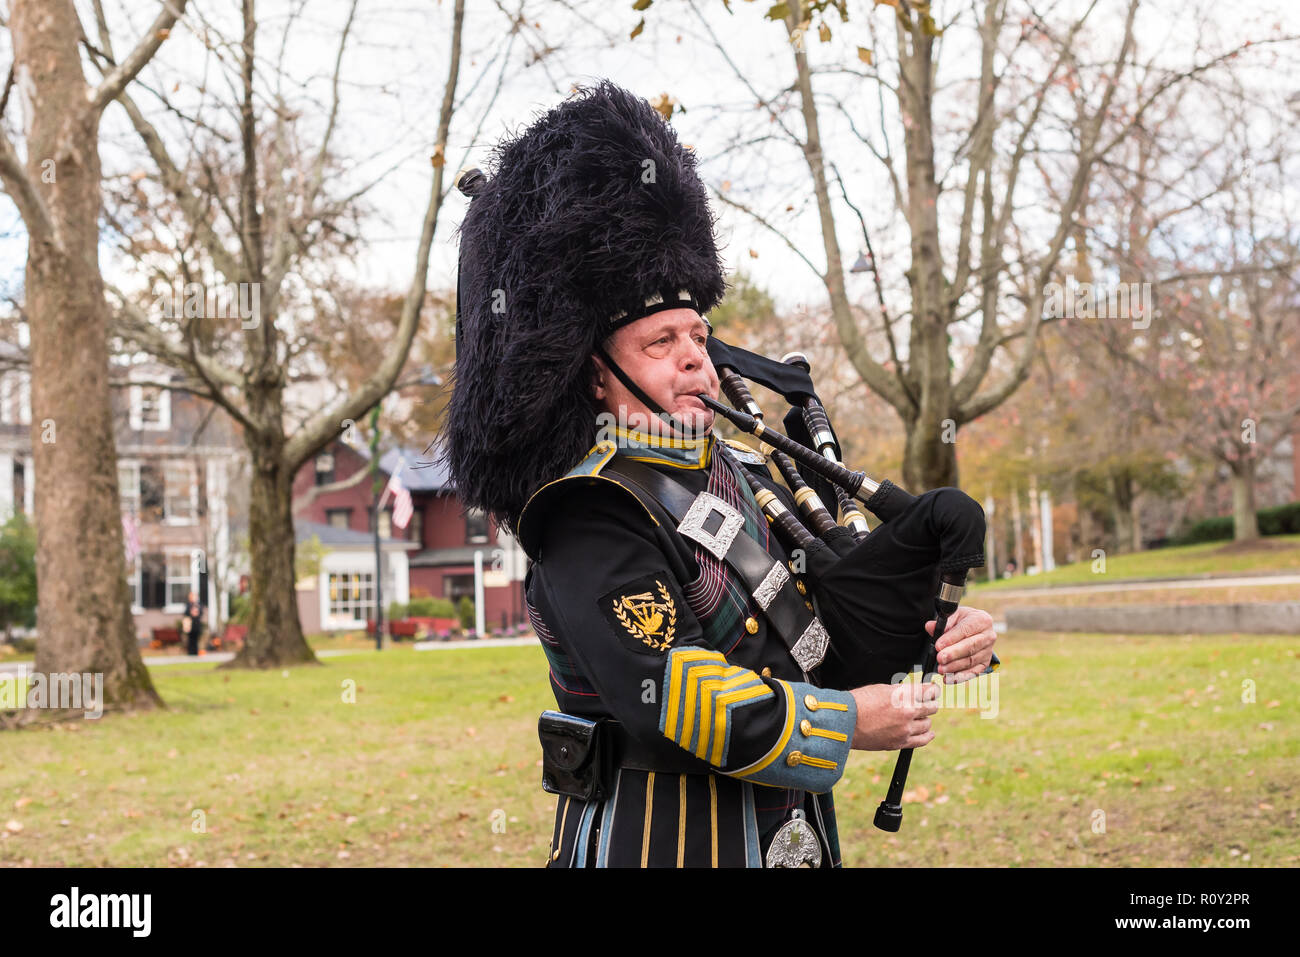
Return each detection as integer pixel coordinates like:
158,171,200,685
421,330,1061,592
283,0,467,475
0,131,57,247
292,464,374,515
87,0,189,116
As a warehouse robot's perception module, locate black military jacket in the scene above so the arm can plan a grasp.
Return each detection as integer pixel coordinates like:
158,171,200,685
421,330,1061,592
520,427,860,867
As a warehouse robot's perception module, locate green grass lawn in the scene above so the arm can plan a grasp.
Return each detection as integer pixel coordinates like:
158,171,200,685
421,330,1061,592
1,635,1296,867
971,534,1300,593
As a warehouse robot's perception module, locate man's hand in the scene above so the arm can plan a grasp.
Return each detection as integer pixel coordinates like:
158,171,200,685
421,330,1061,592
927,605,996,683
849,682,939,751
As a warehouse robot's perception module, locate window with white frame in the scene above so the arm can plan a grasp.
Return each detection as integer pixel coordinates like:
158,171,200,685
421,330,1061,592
328,571,374,621
465,507,489,544
125,555,142,609
0,372,31,426
163,460,198,523
129,384,171,431
166,551,195,608
315,453,335,486
368,507,392,540
118,461,141,512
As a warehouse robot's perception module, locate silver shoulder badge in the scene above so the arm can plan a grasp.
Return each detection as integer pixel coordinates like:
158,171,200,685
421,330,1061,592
721,439,767,466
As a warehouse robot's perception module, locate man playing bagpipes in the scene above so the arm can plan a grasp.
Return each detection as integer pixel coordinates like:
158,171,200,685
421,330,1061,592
443,80,997,868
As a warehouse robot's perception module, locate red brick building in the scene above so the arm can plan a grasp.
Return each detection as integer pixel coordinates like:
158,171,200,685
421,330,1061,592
291,439,527,632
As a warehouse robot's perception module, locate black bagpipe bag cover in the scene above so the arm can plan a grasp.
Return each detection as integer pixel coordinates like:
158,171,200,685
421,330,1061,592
812,486,987,689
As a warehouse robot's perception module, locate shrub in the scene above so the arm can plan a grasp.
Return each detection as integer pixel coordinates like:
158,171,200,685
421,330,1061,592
457,596,475,629
0,513,37,638
1171,501,1300,545
387,601,408,621
229,593,252,625
407,596,455,618
1259,501,1300,536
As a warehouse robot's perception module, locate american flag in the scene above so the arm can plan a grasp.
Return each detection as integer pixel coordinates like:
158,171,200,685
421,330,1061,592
122,511,140,562
386,468,413,530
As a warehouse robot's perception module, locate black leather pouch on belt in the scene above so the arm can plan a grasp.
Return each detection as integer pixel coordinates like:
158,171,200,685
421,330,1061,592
539,711,711,800
538,710,615,801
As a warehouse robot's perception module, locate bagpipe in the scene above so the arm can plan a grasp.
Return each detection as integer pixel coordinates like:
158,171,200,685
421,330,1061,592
701,336,989,832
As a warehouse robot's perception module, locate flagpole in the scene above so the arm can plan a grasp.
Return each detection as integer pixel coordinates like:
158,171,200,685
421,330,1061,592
369,405,384,652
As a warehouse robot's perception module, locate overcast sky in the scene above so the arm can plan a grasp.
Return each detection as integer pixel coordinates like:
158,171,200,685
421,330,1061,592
3,0,1299,329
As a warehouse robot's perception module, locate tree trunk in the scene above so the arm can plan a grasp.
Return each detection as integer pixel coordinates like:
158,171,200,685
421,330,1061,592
901,412,959,491
898,19,960,495
1107,471,1135,554
1072,474,1091,564
1230,456,1260,542
14,0,162,714
222,435,317,668
1040,486,1056,572
1028,473,1043,572
1128,489,1144,552
983,492,997,582
1010,485,1025,574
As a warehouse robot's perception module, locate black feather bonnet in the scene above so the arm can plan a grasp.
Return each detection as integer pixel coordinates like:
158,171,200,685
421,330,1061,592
442,80,728,533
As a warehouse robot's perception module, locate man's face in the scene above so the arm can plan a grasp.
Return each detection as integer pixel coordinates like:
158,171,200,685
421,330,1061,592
592,308,720,436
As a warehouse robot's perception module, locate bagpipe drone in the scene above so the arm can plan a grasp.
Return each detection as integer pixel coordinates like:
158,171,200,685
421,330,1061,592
701,337,990,832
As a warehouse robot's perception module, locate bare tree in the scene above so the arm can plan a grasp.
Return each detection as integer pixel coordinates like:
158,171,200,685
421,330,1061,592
1086,67,1300,542
690,0,1281,491
92,0,476,666
0,0,188,716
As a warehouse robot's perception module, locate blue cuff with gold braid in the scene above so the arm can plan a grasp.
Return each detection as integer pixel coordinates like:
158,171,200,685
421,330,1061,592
728,680,856,793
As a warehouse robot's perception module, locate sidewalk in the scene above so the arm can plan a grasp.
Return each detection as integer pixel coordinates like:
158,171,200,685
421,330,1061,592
0,637,541,675
980,572,1300,600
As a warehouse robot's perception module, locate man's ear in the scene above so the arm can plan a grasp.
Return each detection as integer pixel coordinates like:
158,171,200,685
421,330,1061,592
589,354,607,400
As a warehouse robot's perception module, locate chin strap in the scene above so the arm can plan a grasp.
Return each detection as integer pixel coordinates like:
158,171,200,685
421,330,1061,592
594,343,709,440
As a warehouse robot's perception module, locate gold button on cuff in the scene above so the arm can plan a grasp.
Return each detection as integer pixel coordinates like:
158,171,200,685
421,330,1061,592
788,560,799,572
800,718,812,736
761,666,772,678
805,600,814,612
744,616,759,634
804,694,818,711
552,848,561,861
786,751,803,767
796,580,807,595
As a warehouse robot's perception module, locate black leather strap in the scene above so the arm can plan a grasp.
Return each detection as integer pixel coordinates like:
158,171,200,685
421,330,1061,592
605,455,821,671
607,720,714,775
